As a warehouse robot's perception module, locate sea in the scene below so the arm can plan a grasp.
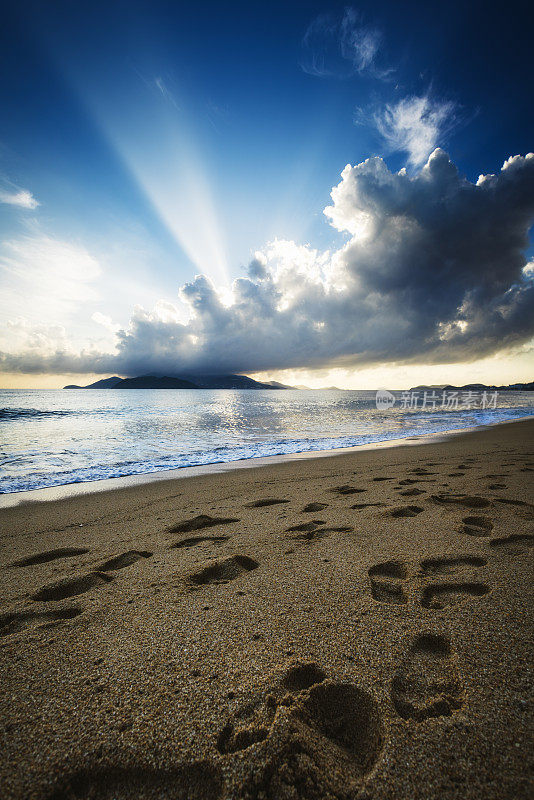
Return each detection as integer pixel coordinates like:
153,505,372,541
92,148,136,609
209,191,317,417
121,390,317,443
1,388,533,495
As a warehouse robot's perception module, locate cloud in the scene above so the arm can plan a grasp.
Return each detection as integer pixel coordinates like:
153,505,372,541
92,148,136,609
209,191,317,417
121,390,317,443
1,150,534,376
0,187,40,209
153,76,180,110
0,235,101,329
301,8,392,80
91,312,121,333
369,94,458,168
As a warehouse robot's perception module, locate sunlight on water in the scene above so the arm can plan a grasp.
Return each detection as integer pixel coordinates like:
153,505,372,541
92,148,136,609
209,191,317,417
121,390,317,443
0,389,533,493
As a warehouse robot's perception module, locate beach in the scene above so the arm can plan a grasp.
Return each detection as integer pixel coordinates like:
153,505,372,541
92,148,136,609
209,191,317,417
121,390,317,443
0,417,533,799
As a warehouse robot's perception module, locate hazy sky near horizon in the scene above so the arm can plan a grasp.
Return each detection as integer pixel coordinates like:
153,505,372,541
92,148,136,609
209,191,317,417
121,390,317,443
0,0,533,389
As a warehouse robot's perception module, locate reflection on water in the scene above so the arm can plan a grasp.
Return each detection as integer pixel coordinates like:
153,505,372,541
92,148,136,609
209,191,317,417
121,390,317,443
0,389,532,493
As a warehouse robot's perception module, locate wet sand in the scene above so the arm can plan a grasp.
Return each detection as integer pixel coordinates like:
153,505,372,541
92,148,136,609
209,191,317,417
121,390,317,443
0,418,533,799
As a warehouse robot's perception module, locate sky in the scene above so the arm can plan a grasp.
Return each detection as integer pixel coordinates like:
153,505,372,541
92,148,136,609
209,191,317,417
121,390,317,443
0,0,533,389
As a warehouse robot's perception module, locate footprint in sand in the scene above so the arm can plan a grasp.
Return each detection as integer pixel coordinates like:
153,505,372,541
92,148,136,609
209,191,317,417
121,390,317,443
217,661,383,800
409,469,437,476
302,502,328,513
420,555,487,574
385,505,424,518
11,548,90,567
98,551,152,571
286,522,354,542
170,535,230,549
351,502,385,510
398,477,434,485
367,555,489,610
329,485,366,495
489,534,534,555
391,633,463,721
461,515,494,537
431,493,491,509
420,556,489,609
217,662,328,755
168,514,239,533
286,522,326,541
245,498,289,508
186,555,259,588
368,561,409,604
493,498,534,520
46,761,223,800
0,607,82,637
32,572,114,601
421,582,489,610
398,487,425,497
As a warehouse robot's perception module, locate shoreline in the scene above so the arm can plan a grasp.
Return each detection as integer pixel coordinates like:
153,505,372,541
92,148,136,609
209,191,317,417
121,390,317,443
0,416,532,800
1,413,532,509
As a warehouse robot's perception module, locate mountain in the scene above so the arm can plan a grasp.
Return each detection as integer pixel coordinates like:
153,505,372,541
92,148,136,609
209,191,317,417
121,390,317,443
64,374,294,390
186,374,288,390
410,382,534,392
114,376,199,389
262,380,295,389
64,376,122,389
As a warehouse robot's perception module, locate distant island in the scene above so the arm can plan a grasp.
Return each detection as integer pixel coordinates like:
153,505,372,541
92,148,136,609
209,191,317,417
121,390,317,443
64,376,534,391
64,374,296,390
409,382,534,392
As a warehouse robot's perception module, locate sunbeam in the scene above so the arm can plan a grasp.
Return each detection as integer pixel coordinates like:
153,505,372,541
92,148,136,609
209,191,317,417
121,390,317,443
76,73,230,284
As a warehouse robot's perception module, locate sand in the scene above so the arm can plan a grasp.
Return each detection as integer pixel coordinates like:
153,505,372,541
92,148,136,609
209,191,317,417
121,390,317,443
0,418,533,800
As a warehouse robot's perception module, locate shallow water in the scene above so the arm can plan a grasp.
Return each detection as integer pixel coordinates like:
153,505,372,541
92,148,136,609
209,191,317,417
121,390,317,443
1,388,532,494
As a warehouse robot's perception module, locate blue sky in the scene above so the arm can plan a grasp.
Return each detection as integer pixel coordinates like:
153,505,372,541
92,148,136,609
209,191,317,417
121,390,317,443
1,0,533,387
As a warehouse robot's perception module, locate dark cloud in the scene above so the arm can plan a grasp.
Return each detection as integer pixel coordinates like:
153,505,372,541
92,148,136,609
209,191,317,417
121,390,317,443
2,150,533,376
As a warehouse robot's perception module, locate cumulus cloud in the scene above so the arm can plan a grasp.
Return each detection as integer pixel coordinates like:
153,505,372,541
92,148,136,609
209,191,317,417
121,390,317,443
369,94,458,168
91,312,121,333
0,186,40,209
1,150,534,376
301,8,392,80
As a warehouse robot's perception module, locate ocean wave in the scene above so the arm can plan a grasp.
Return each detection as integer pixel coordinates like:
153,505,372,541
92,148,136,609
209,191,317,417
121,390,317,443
1,406,532,494
0,408,75,421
